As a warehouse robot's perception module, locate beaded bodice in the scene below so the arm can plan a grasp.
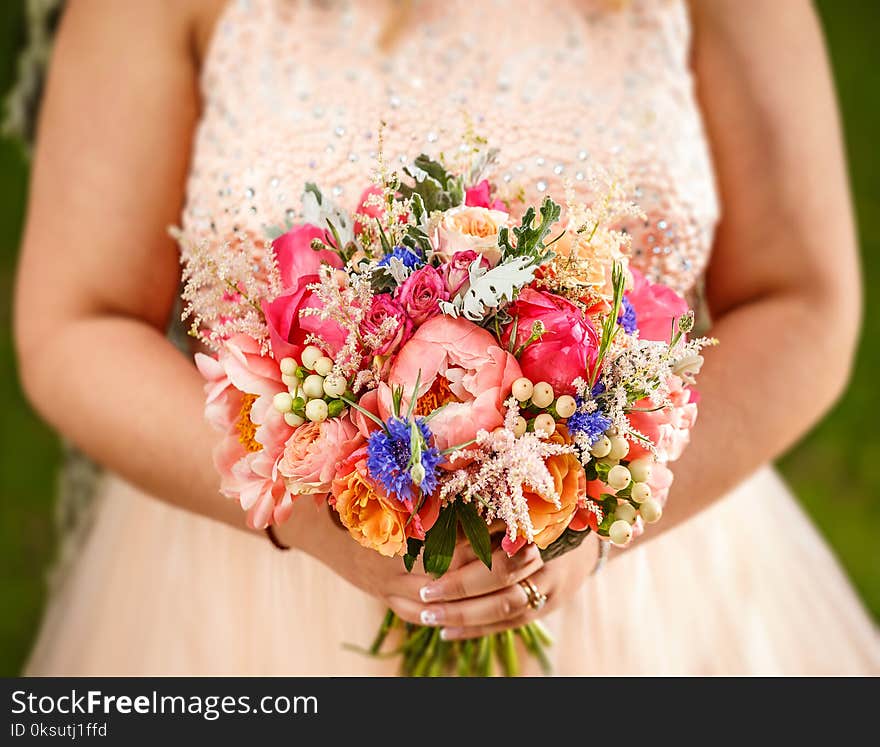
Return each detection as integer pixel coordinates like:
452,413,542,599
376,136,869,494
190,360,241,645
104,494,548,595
182,0,718,293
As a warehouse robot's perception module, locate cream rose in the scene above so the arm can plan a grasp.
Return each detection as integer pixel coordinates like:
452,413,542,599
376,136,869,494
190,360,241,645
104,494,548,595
435,205,509,267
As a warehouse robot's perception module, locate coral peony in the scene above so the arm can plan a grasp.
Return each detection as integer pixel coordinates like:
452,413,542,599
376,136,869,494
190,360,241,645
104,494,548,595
279,416,364,497
378,316,521,453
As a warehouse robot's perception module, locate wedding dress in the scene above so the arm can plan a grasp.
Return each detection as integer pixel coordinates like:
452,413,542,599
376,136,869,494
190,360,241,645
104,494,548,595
25,0,879,675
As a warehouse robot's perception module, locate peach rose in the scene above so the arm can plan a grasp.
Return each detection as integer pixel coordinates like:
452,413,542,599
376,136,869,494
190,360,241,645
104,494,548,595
435,205,508,267
279,416,363,497
551,222,629,303
330,448,410,557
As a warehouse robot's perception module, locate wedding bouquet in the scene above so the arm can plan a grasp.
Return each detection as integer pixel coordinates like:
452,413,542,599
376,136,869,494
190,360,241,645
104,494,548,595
179,139,713,676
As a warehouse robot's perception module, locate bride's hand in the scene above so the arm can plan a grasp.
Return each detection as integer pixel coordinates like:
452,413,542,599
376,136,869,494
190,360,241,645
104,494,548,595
389,533,601,640
276,499,434,615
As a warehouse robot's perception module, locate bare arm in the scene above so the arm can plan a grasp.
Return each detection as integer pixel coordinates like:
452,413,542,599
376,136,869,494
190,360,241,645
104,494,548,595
658,0,861,531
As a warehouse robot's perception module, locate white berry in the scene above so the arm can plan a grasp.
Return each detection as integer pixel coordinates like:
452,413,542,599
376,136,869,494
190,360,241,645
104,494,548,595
305,399,328,422
513,416,528,438
279,357,298,377
302,374,325,399
607,464,632,491
608,436,630,461
615,501,637,524
531,381,555,409
314,356,334,377
533,413,556,437
628,457,654,483
281,373,299,389
283,412,305,427
589,435,612,458
639,498,663,524
609,520,633,546
272,392,294,413
322,374,347,398
631,482,652,504
300,345,323,371
511,377,534,402
555,394,577,418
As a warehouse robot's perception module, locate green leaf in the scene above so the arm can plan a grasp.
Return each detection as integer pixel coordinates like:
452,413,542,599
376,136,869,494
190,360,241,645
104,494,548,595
499,196,562,265
422,505,458,577
456,502,492,570
403,538,424,573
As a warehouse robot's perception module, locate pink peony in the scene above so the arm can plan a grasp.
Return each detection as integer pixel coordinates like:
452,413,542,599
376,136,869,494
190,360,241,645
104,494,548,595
378,316,522,453
261,274,348,362
394,265,449,325
273,224,343,289
363,294,413,356
440,250,489,296
195,334,294,529
501,288,600,395
279,415,364,497
465,179,506,211
626,268,688,342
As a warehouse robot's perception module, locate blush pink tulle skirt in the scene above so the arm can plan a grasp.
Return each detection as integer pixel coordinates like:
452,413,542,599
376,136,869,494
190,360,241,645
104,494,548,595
25,466,879,675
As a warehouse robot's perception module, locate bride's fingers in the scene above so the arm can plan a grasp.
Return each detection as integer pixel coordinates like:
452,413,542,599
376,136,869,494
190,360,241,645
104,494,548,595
438,568,554,640
418,544,543,603
418,582,532,628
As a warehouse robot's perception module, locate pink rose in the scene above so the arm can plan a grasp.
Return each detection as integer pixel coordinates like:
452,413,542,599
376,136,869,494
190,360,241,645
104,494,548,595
465,179,506,211
626,268,689,342
440,250,489,296
501,288,600,395
273,224,343,289
378,316,522,453
279,416,364,497
394,265,449,325
261,274,348,362
363,294,413,356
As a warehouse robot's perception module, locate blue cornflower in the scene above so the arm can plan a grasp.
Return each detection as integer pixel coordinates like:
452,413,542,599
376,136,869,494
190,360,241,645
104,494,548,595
567,400,612,448
618,296,638,334
377,245,425,272
366,416,442,502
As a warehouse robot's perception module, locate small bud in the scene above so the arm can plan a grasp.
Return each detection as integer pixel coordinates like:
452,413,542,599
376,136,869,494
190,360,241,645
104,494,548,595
410,462,427,486
677,310,695,334
327,399,346,418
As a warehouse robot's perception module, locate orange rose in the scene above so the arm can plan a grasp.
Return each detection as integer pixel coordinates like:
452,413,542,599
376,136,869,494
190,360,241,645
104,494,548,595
330,447,409,557
524,425,586,549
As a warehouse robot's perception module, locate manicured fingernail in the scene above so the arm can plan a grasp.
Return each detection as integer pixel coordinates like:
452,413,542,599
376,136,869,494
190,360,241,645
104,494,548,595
419,585,441,602
420,609,442,625
440,627,461,641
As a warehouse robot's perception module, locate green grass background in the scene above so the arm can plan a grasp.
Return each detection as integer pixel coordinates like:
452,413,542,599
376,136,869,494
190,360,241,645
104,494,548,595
0,2,877,676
